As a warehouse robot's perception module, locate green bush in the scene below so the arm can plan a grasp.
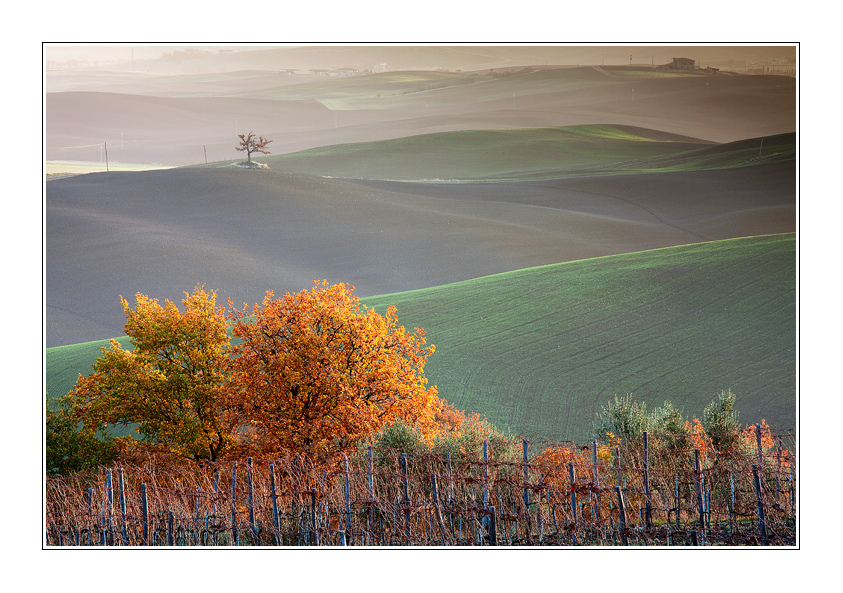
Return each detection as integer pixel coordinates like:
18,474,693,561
702,389,741,454
46,393,120,476
592,394,649,444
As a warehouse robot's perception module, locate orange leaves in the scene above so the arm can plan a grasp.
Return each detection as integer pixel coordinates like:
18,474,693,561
70,285,239,462
683,418,714,459
228,281,438,460
740,418,775,452
69,281,443,464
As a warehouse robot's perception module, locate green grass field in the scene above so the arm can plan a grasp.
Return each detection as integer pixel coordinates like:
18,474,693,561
362,233,796,442
45,233,795,444
257,125,794,181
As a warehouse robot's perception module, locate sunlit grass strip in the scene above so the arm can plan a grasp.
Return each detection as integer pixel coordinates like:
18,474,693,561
46,161,175,175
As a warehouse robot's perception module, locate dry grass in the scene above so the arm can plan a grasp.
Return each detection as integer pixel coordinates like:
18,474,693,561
45,434,796,547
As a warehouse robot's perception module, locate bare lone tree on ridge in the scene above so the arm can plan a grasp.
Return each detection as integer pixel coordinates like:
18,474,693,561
236,131,273,164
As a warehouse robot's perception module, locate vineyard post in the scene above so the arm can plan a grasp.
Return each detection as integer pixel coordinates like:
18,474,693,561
483,440,489,510
310,488,319,546
789,467,795,520
643,431,652,529
775,438,783,501
431,474,448,546
194,488,202,545
230,462,238,546
615,486,628,546
568,462,578,546
167,510,174,546
674,476,680,528
247,457,256,541
212,469,220,517
447,451,454,504
212,469,220,545
447,451,455,541
537,473,545,542
755,424,764,469
141,484,149,545
344,456,352,545
482,440,490,537
592,439,601,522
367,446,374,544
118,468,128,546
401,453,411,544
729,472,736,533
86,487,94,546
489,506,497,546
693,449,705,545
321,472,329,544
269,464,281,545
615,447,622,487
522,439,531,543
752,465,768,545
105,469,114,546
705,480,712,529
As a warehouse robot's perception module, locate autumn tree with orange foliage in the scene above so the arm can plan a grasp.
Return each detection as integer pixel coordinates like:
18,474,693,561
69,287,240,461
229,281,439,460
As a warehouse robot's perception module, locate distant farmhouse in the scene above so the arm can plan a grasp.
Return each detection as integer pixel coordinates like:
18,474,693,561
659,57,696,70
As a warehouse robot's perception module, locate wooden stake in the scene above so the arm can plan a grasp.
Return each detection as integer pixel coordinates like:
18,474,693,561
167,510,174,546
86,487,94,546
141,484,149,545
753,465,769,546
367,446,374,544
269,464,281,545
569,462,578,546
344,456,352,544
117,468,128,546
105,469,114,546
643,431,652,528
592,439,601,523
431,474,448,546
615,486,628,546
401,453,411,544
230,462,238,545
310,488,319,546
247,457,256,541
522,439,531,544
693,449,705,545
482,440,489,510
729,472,736,533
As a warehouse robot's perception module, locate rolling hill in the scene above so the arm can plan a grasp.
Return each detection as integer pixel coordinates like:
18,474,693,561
258,125,794,181
46,140,794,348
46,233,795,444
46,64,796,166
